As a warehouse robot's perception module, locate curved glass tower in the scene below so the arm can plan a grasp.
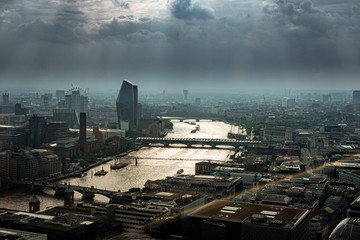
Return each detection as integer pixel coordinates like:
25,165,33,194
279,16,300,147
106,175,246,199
116,80,138,130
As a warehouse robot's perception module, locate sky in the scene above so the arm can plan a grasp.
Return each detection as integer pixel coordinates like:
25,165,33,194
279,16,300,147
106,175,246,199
0,0,359,91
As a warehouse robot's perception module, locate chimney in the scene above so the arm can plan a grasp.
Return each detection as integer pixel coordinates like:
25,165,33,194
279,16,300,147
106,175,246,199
80,112,86,155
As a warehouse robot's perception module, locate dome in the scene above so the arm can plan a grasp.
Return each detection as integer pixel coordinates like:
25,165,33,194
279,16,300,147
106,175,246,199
329,217,360,240
29,195,40,204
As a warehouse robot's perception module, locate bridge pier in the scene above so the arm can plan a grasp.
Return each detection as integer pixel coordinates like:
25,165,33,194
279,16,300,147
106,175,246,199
82,188,95,200
30,183,44,192
54,185,65,196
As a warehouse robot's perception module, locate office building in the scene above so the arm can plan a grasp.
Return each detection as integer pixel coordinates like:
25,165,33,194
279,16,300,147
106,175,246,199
53,108,79,128
2,92,9,105
353,90,360,112
8,150,39,180
195,97,201,105
31,149,61,178
187,200,310,240
116,80,138,131
322,94,331,104
0,227,47,240
183,90,188,101
56,90,65,100
65,90,88,114
0,125,27,149
0,206,119,240
353,90,360,105
28,115,47,149
145,175,243,199
43,121,73,144
0,151,10,180
15,103,27,115
79,112,86,155
282,97,296,108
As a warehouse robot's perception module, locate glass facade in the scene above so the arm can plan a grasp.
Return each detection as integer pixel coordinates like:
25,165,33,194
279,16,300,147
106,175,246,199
116,80,138,130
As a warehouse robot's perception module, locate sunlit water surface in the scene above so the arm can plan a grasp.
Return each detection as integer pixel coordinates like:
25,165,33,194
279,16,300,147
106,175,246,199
0,120,232,211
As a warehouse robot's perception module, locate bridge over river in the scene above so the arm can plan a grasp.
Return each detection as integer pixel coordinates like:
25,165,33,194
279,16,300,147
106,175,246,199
136,137,262,148
12,181,116,200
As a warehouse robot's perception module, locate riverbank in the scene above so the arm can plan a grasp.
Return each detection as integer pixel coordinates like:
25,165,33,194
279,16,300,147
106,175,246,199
47,145,143,183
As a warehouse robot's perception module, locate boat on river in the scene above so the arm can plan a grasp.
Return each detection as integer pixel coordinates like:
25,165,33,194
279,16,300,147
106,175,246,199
111,161,128,170
94,167,108,176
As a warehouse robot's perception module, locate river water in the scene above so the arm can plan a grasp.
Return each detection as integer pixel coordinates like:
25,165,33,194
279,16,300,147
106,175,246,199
0,120,232,211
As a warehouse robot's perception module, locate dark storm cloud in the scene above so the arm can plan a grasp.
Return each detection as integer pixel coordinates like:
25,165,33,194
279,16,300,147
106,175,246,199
10,1,88,44
169,0,214,21
1,0,360,89
258,0,360,70
97,18,178,42
16,19,87,43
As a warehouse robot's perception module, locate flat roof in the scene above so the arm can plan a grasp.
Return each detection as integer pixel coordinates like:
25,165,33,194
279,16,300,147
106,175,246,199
190,200,307,226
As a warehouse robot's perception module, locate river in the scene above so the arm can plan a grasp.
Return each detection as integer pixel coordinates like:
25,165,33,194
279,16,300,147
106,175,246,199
0,120,232,211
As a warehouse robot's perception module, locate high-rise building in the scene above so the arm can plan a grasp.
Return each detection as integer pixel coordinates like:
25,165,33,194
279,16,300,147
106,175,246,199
0,125,27,149
353,90,360,104
183,90,188,101
116,80,138,131
65,90,88,114
195,97,201,105
53,108,79,128
56,90,65,100
2,92,9,106
79,112,86,155
282,97,296,108
43,121,72,143
322,94,331,104
28,115,47,149
353,90,360,112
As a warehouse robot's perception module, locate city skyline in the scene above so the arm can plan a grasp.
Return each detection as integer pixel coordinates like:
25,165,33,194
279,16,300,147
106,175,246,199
0,0,359,90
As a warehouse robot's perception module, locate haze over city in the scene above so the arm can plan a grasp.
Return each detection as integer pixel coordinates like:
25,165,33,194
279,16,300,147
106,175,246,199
0,0,359,90
1,2,360,239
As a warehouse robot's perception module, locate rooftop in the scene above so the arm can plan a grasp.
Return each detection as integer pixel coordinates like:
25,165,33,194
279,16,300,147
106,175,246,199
190,200,308,228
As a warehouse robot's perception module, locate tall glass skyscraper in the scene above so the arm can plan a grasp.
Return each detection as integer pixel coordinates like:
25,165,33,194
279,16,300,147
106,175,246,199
116,80,138,130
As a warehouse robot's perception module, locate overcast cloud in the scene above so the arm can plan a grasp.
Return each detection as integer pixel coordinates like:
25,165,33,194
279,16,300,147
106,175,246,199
0,0,359,90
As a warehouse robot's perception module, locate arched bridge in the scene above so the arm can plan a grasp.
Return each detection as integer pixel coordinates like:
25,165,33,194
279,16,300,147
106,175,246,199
136,137,262,148
13,181,116,200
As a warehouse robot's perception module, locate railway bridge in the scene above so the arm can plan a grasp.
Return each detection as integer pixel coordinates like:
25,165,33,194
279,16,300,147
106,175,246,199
136,137,262,148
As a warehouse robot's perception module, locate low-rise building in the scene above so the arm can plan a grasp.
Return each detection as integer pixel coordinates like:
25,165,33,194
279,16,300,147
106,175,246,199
0,205,119,240
0,227,47,240
145,175,243,199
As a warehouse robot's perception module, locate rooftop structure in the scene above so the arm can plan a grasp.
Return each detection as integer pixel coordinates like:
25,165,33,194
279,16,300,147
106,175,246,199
0,227,47,240
0,205,119,240
145,174,243,199
0,125,26,149
188,200,310,240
